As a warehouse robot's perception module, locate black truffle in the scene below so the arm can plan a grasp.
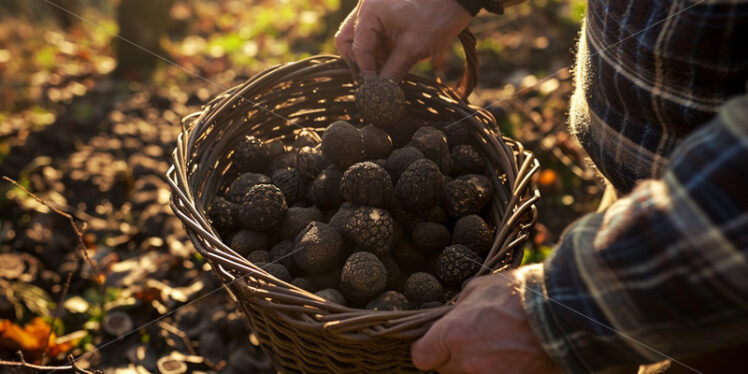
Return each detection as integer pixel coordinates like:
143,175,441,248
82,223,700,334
230,230,269,256
308,268,342,291
361,124,394,159
239,184,288,231
355,77,406,128
269,152,297,170
271,168,305,205
366,291,409,311
321,120,365,169
442,174,493,218
345,206,394,255
297,145,331,179
327,202,356,235
269,240,298,271
391,239,426,273
315,288,346,305
280,206,325,240
435,244,482,287
420,206,448,223
404,273,443,306
261,263,292,283
340,161,393,207
384,146,424,182
291,277,313,290
247,250,271,264
411,222,451,253
234,135,270,173
208,197,239,232
339,252,388,305
293,222,345,274
395,158,444,211
451,144,485,176
410,126,452,175
309,167,345,208
379,254,405,291
440,121,470,146
293,129,322,148
453,214,494,255
226,173,271,203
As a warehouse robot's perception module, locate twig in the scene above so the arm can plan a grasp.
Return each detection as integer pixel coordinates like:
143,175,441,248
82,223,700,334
0,352,100,374
158,321,199,356
1,176,103,363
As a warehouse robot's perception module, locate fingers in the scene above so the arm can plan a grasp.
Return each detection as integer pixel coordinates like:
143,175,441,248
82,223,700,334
379,42,421,82
334,5,358,61
352,6,382,77
411,318,451,370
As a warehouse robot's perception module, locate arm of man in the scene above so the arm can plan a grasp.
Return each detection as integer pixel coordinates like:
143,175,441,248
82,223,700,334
413,94,748,373
335,0,526,81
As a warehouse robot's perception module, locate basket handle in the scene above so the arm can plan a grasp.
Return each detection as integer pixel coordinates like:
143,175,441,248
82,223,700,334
344,28,479,101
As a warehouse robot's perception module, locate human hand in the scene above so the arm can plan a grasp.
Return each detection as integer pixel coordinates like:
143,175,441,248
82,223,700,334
335,0,472,81
411,265,560,373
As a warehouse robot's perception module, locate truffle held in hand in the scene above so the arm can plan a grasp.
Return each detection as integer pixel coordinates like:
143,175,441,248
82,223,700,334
355,76,407,128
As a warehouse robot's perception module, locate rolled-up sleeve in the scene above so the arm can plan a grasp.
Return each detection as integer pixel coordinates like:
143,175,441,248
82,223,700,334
521,95,748,373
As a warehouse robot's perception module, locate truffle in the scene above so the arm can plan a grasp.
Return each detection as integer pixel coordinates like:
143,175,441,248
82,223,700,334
308,268,342,291
339,252,388,305
383,146,424,182
293,221,346,274
309,167,345,208
453,214,494,255
440,121,470,146
394,158,444,211
315,288,346,305
297,145,331,179
345,206,394,255
404,273,443,306
410,126,452,175
280,206,325,240
269,240,298,271
261,263,292,283
366,291,409,311
379,254,405,291
269,152,297,170
451,144,485,176
234,135,270,173
361,124,394,159
247,250,271,264
321,120,366,168
291,277,313,290
442,174,493,218
391,239,426,273
340,161,393,207
327,202,356,235
411,222,451,253
207,197,239,232
435,244,481,287
226,173,271,203
420,206,448,223
355,76,406,128
386,119,422,148
270,168,306,205
293,129,322,148
230,230,269,256
239,184,288,231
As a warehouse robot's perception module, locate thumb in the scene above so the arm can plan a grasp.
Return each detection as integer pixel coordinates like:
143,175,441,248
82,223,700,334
379,41,420,82
352,9,382,77
411,319,451,370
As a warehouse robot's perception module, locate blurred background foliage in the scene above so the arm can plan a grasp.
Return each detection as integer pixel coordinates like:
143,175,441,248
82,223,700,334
0,0,598,371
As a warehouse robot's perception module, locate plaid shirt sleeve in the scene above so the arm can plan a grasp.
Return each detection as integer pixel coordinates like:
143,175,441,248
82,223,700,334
521,94,748,373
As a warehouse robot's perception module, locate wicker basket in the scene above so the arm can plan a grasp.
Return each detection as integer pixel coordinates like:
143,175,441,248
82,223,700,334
167,32,540,373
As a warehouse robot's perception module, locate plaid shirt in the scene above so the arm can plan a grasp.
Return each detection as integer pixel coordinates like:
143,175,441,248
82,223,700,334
512,0,748,372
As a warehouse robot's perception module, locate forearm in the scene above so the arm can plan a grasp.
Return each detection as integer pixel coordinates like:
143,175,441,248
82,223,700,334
521,95,748,372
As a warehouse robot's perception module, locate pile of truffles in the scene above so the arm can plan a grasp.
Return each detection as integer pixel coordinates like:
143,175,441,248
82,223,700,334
207,79,497,310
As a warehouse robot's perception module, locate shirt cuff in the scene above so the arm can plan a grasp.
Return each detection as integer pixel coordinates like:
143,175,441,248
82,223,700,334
520,263,590,373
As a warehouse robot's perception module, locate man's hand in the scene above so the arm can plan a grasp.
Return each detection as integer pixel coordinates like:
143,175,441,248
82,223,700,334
411,265,560,373
335,0,472,81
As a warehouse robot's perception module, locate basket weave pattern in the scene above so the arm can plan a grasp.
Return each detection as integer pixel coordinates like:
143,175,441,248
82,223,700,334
168,54,540,372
